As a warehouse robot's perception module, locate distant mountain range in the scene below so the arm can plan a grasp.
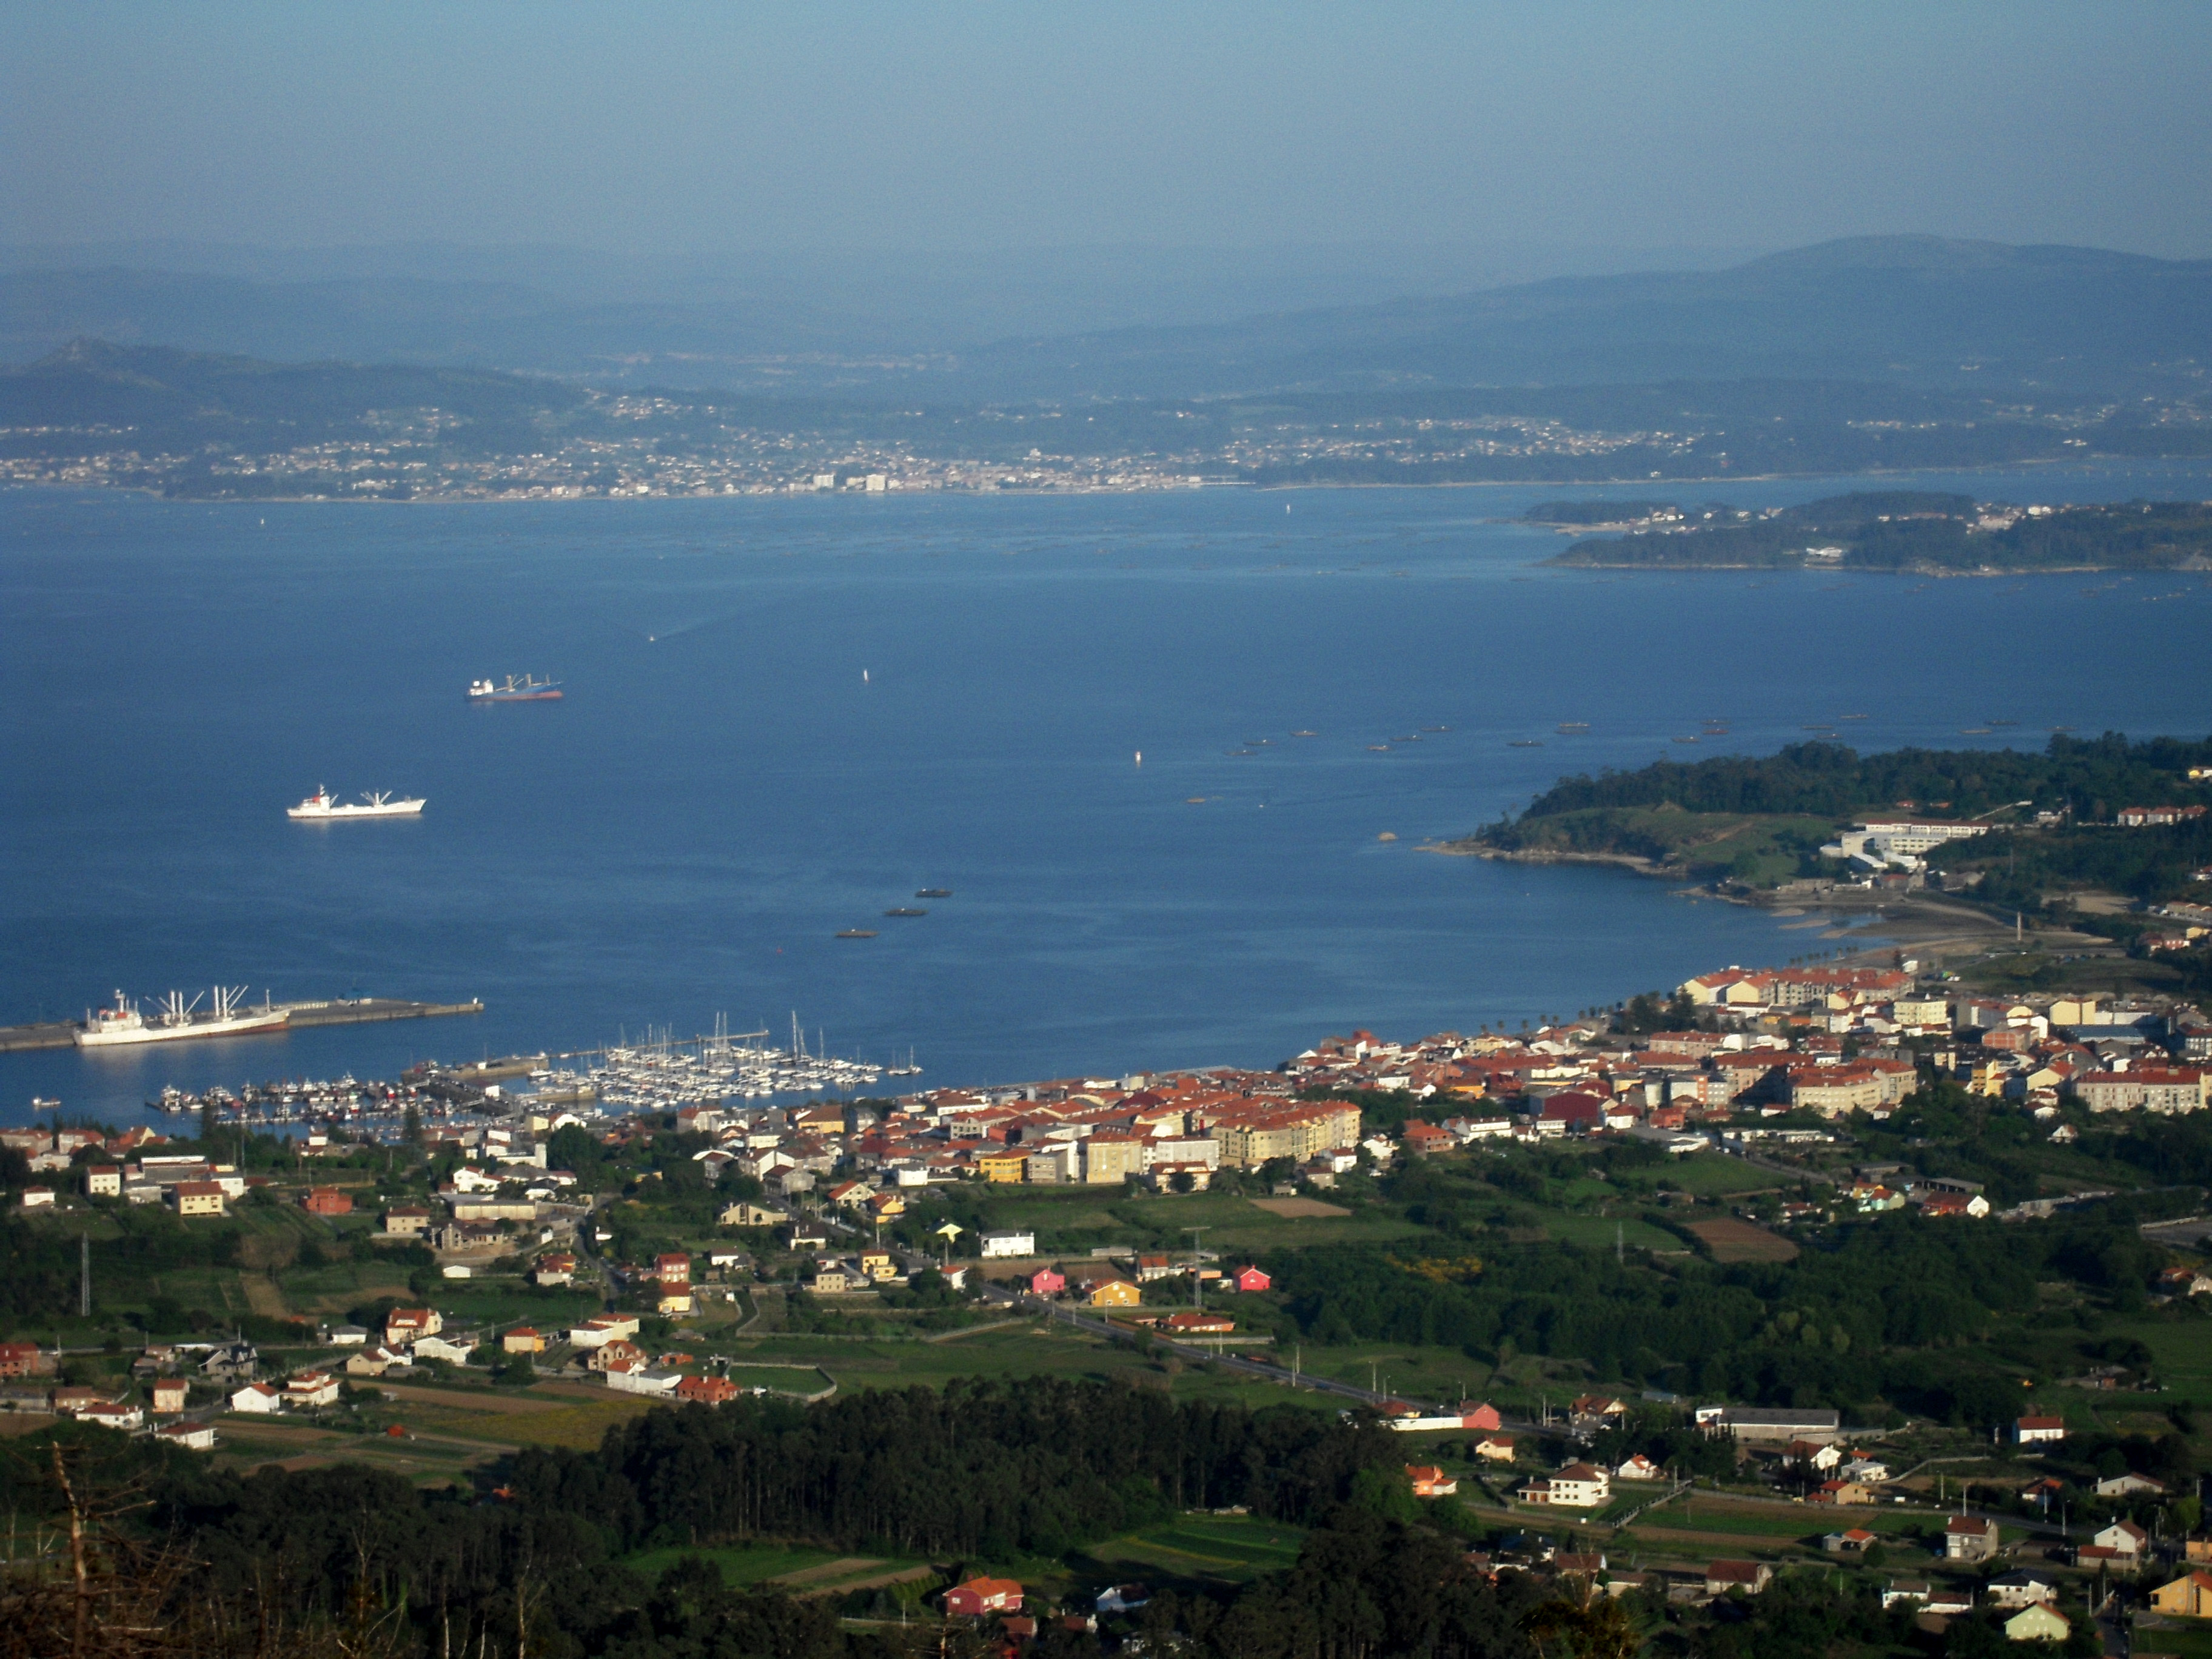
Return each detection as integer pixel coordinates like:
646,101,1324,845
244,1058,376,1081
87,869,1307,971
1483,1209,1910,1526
5,236,2208,401
951,237,2212,400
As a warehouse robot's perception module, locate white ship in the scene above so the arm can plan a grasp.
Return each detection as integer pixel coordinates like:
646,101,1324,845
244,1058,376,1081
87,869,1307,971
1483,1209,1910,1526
287,787,426,820
76,987,291,1048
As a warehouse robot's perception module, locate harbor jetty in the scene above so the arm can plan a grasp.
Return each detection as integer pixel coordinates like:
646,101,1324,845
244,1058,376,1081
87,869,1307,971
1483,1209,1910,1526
0,996,483,1053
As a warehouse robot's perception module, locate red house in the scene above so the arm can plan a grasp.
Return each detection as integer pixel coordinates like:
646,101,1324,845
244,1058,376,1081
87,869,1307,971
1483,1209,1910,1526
1460,1401,1504,1431
656,1253,692,1284
944,1577,1024,1617
1538,1092,1606,1134
303,1187,353,1216
1233,1265,1271,1293
1029,1267,1066,1295
675,1375,739,1406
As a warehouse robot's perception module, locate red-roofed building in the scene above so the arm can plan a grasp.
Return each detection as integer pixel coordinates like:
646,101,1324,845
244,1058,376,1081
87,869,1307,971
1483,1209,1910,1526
302,1187,353,1216
1028,1267,1066,1295
944,1578,1024,1617
1233,1265,1271,1293
675,1375,739,1406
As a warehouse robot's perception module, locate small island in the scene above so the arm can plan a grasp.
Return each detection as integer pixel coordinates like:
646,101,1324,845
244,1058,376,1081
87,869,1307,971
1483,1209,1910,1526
1532,491,2212,574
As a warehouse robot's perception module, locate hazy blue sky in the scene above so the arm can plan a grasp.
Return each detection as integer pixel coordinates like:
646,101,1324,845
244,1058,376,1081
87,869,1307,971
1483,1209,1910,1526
5,1,2209,261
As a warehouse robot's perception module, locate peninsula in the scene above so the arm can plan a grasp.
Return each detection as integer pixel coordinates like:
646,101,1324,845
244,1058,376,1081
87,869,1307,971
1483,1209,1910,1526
1450,734,2212,942
1534,491,2212,574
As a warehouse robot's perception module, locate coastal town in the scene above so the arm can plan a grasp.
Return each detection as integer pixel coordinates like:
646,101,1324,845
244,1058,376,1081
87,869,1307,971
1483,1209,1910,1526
8,945,2212,1640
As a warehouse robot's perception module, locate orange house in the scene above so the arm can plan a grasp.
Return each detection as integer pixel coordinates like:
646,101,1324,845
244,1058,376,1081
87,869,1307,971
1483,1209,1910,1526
303,1187,354,1216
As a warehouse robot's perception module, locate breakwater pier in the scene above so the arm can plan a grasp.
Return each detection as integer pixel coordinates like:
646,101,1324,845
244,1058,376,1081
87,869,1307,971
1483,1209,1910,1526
0,997,483,1053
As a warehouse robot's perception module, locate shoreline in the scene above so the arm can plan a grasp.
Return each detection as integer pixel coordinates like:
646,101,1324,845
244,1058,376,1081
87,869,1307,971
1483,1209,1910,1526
1428,837,2115,960
5,451,2182,509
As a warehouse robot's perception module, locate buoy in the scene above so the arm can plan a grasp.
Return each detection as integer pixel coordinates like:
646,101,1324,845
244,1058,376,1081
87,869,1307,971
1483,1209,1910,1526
1134,751,1142,765
863,669,870,682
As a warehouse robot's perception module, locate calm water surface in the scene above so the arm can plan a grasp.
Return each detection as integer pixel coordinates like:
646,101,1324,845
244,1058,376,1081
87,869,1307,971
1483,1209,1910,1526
6,468,2211,1125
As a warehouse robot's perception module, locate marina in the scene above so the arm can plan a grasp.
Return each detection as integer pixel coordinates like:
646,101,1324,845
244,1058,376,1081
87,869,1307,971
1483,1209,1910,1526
116,1011,914,1138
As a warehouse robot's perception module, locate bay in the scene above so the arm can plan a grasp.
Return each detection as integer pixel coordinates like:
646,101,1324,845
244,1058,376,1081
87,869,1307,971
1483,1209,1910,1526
5,463,2210,1127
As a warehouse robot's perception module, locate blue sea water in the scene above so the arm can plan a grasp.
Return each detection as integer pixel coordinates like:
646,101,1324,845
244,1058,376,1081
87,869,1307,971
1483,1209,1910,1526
5,466,2211,1127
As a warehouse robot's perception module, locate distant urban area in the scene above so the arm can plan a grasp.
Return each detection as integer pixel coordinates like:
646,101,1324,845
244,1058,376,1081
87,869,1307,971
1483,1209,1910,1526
5,337,2212,507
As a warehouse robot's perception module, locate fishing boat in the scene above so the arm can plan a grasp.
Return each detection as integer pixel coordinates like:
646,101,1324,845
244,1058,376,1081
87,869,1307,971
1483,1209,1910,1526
883,908,927,918
468,675,563,702
287,788,424,820
915,888,953,899
835,929,879,939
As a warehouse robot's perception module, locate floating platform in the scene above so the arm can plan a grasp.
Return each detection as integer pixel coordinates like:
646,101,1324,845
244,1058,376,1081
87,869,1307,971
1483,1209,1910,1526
0,996,483,1053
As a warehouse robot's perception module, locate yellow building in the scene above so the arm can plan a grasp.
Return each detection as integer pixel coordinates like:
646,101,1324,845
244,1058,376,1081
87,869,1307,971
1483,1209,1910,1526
976,1150,1028,1183
859,1250,897,1281
2153,1572,2212,1618
1208,1102,1361,1168
1088,1279,1142,1309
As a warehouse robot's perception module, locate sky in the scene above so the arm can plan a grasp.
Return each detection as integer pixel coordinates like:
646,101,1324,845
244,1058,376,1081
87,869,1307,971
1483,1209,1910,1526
4,1,2210,265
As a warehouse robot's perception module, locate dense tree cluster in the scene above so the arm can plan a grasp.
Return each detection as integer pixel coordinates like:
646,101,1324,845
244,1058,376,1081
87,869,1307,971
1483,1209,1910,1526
1496,734,2212,828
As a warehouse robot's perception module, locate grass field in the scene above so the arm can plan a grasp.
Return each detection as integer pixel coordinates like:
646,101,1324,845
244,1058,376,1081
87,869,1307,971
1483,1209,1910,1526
618,1544,931,1595
1082,1513,1307,1586
1543,1215,1684,1252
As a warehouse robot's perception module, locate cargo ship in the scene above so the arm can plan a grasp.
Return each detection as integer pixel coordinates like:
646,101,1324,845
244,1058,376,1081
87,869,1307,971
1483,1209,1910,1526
76,987,290,1048
468,675,563,702
287,788,425,820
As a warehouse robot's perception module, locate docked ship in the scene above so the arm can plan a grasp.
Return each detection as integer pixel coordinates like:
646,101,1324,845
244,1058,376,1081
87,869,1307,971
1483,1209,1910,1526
468,675,563,702
76,987,290,1048
287,788,426,820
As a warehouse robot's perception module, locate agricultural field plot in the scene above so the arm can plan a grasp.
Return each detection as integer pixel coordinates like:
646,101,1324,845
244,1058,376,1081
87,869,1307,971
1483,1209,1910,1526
2099,1318,2212,1404
1644,1156,1795,1197
1541,1213,1684,1252
210,1415,492,1482
1685,1219,1798,1262
2135,1623,2212,1659
618,1544,934,1595
1084,1513,1307,1586
338,1379,660,1450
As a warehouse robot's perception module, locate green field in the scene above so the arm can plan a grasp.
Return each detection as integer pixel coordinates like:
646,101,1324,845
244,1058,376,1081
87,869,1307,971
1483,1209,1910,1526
1080,1513,1307,1586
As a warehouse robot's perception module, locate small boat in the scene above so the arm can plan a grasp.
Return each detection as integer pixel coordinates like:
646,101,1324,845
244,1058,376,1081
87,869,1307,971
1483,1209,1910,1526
835,929,879,939
1674,736,1701,744
1291,729,1318,737
916,888,953,899
1423,725,1450,733
883,908,927,918
1508,740,1544,748
1367,744,1391,752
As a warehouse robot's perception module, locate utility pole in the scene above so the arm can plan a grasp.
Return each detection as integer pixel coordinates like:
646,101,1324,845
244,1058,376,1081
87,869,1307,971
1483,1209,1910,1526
1187,1227,1208,1309
79,1233,90,1319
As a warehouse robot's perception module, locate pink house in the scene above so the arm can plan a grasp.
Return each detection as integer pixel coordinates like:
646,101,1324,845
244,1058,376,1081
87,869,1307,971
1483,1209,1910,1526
1233,1265,1272,1293
1029,1267,1067,1295
1460,1401,1504,1431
